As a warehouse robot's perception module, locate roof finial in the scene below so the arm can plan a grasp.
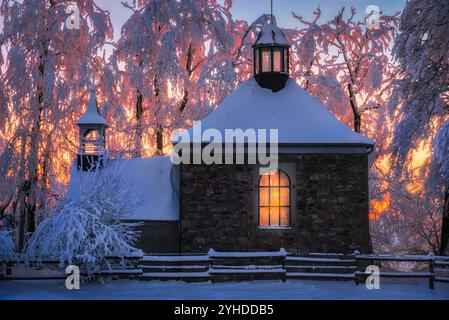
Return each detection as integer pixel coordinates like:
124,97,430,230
90,75,96,93
270,0,273,23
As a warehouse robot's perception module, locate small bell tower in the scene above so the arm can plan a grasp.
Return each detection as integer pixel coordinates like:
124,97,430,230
252,16,291,92
76,85,108,171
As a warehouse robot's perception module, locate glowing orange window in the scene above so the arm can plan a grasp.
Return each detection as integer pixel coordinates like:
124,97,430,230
258,170,291,227
261,48,271,72
273,48,282,72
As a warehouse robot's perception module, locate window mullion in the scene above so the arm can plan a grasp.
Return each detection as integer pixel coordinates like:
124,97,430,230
280,47,284,72
258,182,261,226
278,172,281,226
289,183,291,226
268,185,271,226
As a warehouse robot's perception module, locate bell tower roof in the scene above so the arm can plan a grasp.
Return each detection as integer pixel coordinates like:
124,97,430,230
253,19,290,47
76,86,108,126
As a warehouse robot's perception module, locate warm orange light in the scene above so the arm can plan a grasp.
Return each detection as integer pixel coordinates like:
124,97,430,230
369,193,390,220
259,170,291,227
405,139,431,194
410,140,430,170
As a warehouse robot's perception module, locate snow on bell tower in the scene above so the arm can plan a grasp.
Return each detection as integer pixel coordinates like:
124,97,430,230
76,85,108,171
252,16,291,92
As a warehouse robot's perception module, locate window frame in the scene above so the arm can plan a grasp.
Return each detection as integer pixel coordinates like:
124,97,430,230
254,163,296,230
258,169,291,227
254,46,290,75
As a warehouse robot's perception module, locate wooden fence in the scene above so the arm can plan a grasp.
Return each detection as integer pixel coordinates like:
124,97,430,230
0,256,142,280
2,250,449,289
354,254,449,289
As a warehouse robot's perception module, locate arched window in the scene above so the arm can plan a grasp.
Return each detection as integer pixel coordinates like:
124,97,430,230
258,170,291,227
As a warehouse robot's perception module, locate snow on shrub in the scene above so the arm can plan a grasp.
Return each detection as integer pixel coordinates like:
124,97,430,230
0,230,16,262
25,165,143,275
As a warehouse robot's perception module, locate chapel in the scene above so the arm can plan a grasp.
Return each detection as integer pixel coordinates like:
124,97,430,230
73,17,374,254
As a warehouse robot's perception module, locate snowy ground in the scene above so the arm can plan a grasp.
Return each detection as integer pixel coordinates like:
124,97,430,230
1,279,448,300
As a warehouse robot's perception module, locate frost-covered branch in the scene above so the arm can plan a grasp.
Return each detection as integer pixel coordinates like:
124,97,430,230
0,230,16,262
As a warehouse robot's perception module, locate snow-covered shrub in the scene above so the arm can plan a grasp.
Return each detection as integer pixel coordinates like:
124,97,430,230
0,230,16,262
433,120,449,186
25,165,143,275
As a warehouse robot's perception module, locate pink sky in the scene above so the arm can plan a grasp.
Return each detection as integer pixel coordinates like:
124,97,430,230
95,0,406,40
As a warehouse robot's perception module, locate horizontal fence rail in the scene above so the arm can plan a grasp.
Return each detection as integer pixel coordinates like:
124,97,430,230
0,256,142,281
2,250,449,288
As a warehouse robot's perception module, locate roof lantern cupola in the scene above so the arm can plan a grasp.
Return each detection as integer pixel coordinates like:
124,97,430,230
252,15,291,92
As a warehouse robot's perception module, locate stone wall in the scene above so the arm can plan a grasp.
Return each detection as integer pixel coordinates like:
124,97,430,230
128,220,179,254
180,153,372,254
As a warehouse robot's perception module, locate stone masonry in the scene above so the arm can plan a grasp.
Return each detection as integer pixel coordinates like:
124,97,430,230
180,153,372,254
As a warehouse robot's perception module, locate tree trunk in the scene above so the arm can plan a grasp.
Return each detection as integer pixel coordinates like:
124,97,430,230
179,88,188,113
17,53,46,249
17,1,57,249
17,106,42,249
135,91,143,158
156,124,163,155
353,112,361,133
18,180,36,250
179,43,193,114
347,83,361,133
0,195,12,221
153,75,163,155
14,134,26,248
440,188,449,255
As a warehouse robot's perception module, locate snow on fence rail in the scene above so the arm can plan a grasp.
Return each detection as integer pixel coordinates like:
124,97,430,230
208,248,286,258
286,256,355,263
140,255,209,262
355,254,435,262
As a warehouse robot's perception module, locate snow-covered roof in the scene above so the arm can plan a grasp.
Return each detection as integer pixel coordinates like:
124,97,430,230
254,20,290,47
173,78,374,146
76,88,108,126
69,157,179,221
109,157,179,221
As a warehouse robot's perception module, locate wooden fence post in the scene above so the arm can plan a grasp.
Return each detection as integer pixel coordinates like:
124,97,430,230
429,254,435,290
6,261,12,276
208,248,214,283
282,251,286,283
354,250,360,286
